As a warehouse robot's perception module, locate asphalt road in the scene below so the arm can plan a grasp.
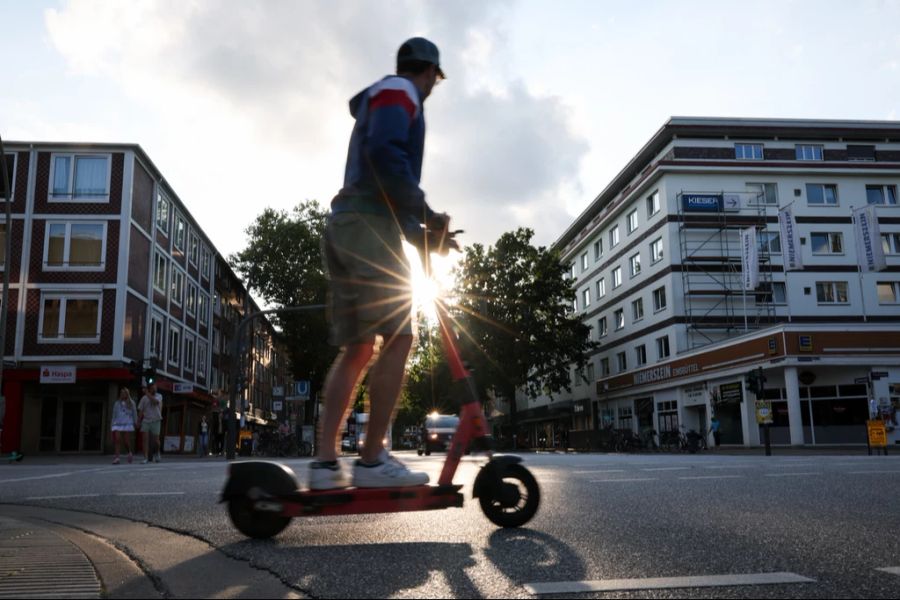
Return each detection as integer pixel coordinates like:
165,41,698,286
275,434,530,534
2,451,899,598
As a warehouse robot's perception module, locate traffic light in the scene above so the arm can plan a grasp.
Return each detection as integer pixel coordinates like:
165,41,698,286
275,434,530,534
745,367,766,397
144,367,156,386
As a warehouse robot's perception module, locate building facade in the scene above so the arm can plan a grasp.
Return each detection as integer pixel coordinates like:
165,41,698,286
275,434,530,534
0,142,289,455
509,118,900,448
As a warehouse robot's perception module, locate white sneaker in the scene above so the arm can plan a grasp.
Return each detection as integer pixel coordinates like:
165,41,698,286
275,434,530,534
308,460,350,490
353,451,429,488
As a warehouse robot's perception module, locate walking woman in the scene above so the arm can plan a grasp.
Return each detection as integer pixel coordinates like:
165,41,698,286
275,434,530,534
111,386,138,464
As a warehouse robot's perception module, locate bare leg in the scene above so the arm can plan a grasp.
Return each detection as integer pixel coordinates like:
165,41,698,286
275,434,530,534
316,342,375,462
143,431,150,461
112,431,120,458
361,334,414,464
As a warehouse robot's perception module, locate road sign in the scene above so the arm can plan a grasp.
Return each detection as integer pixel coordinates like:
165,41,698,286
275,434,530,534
723,193,742,212
294,380,310,400
273,386,284,397
867,420,887,447
273,401,283,412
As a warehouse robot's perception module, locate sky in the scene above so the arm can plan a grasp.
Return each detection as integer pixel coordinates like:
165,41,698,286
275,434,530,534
2,0,900,261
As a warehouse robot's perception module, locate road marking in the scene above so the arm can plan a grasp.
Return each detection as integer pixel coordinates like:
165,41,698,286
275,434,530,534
846,470,900,475
524,572,815,595
574,470,625,474
116,492,186,496
765,472,820,477
876,567,900,576
25,494,101,500
642,467,691,472
590,478,658,483
678,475,744,480
769,464,815,468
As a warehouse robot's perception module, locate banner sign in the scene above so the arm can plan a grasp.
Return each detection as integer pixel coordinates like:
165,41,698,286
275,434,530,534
853,205,886,273
741,226,759,290
173,383,194,394
682,193,723,212
40,365,76,384
778,206,803,271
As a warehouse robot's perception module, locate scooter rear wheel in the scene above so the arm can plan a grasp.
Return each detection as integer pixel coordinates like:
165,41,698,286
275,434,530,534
228,497,291,539
479,463,540,528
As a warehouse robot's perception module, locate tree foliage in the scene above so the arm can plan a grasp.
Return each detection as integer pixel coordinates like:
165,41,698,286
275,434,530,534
452,228,596,436
230,201,336,394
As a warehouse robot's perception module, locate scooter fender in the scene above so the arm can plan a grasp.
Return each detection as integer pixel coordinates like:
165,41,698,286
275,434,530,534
472,455,523,499
219,460,299,503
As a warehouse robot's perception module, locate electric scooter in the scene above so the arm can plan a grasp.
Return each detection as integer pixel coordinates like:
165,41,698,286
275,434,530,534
220,221,540,539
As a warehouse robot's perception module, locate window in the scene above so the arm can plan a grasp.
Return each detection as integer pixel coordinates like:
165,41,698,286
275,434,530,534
816,281,849,304
199,294,210,326
609,225,619,248
614,308,625,330
629,252,641,277
197,341,208,380
174,216,186,250
806,184,838,206
647,190,661,218
877,282,900,304
866,185,898,206
569,263,576,279
746,182,778,205
632,298,644,321
582,288,590,308
810,232,844,255
735,143,763,160
186,284,197,315
883,233,900,254
652,286,667,312
627,209,638,234
581,252,589,272
1,153,14,201
600,357,610,377
39,294,101,342
596,277,606,298
651,238,664,263
847,145,876,161
586,362,595,384
168,325,181,365
572,297,578,312
200,247,211,280
773,282,787,304
796,145,824,161
184,335,196,372
153,253,168,293
612,266,622,288
156,192,170,234
149,316,164,359
598,317,608,337
593,240,603,260
50,154,109,201
44,222,106,269
189,234,199,265
635,344,647,366
617,352,627,373
758,231,782,254
656,335,670,360
171,269,185,305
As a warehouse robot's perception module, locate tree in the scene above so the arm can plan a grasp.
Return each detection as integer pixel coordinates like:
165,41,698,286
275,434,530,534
397,318,454,432
452,228,595,446
230,201,336,405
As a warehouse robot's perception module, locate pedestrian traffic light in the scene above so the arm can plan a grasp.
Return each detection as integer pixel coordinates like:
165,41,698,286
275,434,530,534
144,367,156,386
745,367,766,397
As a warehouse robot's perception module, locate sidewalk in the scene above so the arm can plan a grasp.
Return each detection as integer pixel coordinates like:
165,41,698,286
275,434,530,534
0,505,304,599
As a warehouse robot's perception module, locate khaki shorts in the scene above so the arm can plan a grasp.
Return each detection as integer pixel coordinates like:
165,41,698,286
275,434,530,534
323,211,412,346
141,420,161,435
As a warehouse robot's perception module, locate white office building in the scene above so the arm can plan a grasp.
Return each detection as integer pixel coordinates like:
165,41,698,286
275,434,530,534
513,118,900,449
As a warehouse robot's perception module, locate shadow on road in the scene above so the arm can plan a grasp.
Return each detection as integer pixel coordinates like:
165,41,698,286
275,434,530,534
219,540,480,598
484,528,586,587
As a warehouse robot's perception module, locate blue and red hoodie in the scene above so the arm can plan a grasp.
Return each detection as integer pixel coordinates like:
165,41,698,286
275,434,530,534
332,75,436,235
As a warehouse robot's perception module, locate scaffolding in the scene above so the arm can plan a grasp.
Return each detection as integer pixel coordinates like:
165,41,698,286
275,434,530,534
677,191,776,350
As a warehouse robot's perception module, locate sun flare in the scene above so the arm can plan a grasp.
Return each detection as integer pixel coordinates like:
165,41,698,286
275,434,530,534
404,243,458,322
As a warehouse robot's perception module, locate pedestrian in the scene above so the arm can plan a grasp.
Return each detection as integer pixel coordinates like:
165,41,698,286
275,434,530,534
310,37,449,490
110,386,138,464
710,414,721,448
198,415,210,457
138,383,163,464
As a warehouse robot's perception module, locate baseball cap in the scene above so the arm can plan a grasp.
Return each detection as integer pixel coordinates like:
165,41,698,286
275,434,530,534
397,37,446,79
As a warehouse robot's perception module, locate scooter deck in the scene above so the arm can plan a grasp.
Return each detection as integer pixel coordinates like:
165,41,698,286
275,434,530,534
271,484,464,518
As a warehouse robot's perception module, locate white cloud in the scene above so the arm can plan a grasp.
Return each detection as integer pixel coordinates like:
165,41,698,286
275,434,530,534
43,0,586,256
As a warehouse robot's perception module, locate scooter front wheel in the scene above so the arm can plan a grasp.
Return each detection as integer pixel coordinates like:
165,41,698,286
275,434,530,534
479,463,540,528
228,497,291,539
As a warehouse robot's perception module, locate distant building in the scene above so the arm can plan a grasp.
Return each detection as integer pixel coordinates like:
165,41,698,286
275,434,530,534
0,142,290,455
503,118,900,449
